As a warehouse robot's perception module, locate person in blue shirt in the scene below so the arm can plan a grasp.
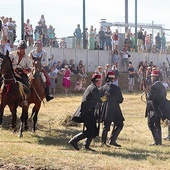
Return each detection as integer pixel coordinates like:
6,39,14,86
73,24,82,49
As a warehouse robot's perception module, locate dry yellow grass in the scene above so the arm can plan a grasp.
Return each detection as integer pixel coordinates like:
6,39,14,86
0,92,170,170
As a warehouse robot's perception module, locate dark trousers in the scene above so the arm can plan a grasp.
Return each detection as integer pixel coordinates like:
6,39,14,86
82,112,97,138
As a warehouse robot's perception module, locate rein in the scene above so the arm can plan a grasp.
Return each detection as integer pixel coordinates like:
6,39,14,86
1,74,17,97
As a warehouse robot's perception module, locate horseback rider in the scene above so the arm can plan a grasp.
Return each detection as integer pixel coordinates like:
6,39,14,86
29,39,54,102
9,40,33,106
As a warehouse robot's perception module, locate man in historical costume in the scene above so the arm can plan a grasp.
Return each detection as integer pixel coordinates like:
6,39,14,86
69,74,102,151
100,71,124,147
9,40,33,106
29,39,54,102
145,70,170,145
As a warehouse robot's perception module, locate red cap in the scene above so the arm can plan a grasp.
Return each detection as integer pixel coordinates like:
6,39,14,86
91,74,102,82
107,71,115,78
151,70,159,76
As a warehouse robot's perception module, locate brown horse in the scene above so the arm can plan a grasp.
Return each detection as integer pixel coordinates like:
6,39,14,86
0,52,25,132
19,55,45,137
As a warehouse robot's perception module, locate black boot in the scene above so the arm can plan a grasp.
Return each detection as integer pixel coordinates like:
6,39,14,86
69,133,86,151
82,137,95,151
101,129,110,147
45,86,54,102
109,127,122,147
150,129,161,145
157,128,162,145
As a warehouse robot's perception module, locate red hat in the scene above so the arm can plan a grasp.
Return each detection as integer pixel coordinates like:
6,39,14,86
151,70,159,76
107,71,115,78
91,74,102,82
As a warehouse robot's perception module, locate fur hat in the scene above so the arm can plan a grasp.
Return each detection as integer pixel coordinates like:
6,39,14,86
17,40,27,49
35,39,43,45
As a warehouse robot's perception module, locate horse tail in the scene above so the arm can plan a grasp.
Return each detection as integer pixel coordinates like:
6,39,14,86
18,81,25,99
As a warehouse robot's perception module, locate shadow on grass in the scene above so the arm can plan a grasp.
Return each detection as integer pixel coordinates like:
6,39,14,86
32,127,81,147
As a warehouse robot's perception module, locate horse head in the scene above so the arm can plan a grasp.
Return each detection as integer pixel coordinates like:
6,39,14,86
32,55,43,79
0,52,14,76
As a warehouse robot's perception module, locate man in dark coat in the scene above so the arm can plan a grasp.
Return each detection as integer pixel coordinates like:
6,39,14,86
100,71,124,147
145,70,167,145
69,74,102,151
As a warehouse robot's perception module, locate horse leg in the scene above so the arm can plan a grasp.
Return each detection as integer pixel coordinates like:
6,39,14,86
32,104,40,132
19,106,28,138
11,108,17,132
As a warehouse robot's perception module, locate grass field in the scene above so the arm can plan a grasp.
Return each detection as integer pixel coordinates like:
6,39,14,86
0,92,170,170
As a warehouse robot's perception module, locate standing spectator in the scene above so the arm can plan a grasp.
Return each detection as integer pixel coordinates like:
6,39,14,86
124,29,131,50
48,62,62,94
28,24,34,46
73,24,82,49
112,29,119,50
128,62,135,92
131,33,136,52
84,27,88,49
69,74,102,151
1,18,8,45
39,14,46,26
48,67,57,95
104,26,112,50
7,17,15,47
2,39,11,54
24,19,31,44
155,32,161,53
161,32,166,53
100,71,124,147
112,46,119,67
120,46,130,72
47,25,55,47
88,25,95,50
98,26,105,50
137,27,143,52
34,22,42,41
62,65,71,95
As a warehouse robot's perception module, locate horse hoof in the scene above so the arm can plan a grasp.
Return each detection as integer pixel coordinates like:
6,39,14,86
18,134,23,138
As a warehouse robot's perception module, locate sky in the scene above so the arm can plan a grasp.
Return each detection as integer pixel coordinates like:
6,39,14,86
1,0,170,41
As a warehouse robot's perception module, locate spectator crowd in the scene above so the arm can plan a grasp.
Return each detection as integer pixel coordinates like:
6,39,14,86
0,14,168,54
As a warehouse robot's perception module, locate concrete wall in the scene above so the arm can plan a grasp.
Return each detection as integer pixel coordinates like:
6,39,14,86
1,45,170,72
